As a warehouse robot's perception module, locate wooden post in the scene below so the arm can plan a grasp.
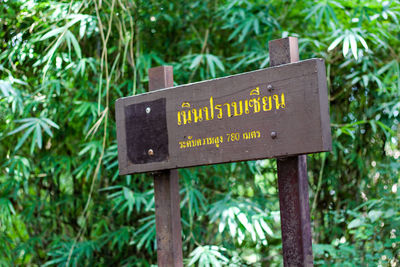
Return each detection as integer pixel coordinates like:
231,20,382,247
148,66,183,267
269,37,314,266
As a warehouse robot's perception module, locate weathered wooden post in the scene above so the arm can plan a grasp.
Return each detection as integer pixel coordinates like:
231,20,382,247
148,66,183,267
269,37,314,266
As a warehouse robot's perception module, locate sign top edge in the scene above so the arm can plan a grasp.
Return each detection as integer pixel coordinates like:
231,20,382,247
115,58,324,102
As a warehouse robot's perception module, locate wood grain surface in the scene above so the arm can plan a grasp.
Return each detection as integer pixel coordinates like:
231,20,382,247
116,58,331,174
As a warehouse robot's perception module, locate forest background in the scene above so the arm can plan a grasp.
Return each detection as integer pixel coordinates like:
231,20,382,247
0,0,399,266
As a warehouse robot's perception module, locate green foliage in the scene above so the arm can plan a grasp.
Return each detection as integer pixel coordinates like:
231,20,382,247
1,0,399,266
188,246,229,266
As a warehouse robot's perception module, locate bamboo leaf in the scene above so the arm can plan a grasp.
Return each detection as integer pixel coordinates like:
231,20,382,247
328,35,344,51
66,30,82,59
35,123,42,149
15,126,35,152
349,34,358,59
41,118,59,129
39,27,65,41
189,55,203,69
357,34,369,51
343,35,350,57
8,120,36,135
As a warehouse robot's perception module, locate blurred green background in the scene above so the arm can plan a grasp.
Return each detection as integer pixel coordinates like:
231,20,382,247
0,0,399,266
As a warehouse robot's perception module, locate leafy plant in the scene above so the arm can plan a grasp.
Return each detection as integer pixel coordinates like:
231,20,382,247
1,0,399,266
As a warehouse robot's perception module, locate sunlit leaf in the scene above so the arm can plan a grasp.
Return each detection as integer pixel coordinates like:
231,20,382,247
343,36,350,57
328,35,344,51
349,34,358,59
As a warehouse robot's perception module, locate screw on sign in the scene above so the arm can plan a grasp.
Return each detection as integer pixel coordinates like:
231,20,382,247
115,37,331,266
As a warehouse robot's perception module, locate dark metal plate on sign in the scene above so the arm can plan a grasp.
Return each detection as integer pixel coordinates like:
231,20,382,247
125,98,168,164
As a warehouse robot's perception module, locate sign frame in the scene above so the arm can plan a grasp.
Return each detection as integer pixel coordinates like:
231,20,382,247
116,58,331,174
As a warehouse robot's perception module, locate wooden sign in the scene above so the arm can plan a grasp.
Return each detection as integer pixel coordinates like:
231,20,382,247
116,58,331,175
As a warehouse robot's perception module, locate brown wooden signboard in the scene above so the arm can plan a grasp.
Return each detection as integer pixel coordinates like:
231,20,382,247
116,58,331,175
